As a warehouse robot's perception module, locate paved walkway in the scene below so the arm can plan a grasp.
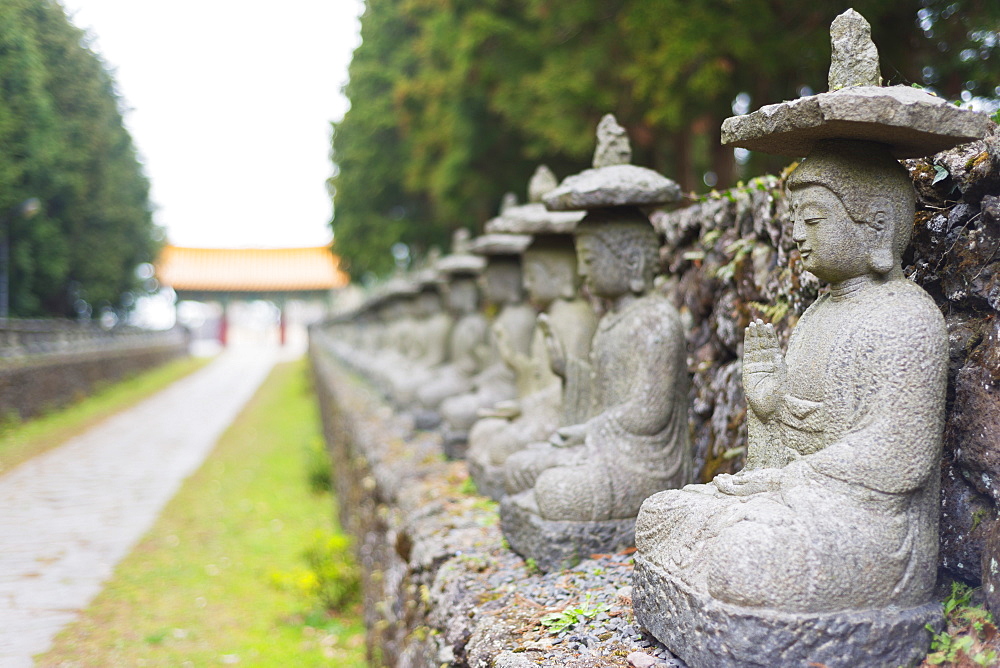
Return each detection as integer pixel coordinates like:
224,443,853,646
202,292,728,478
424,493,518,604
0,345,286,667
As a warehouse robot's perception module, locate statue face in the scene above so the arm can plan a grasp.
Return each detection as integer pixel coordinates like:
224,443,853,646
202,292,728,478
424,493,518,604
790,184,874,284
446,277,478,313
576,232,628,299
523,248,576,308
418,290,442,316
480,259,524,305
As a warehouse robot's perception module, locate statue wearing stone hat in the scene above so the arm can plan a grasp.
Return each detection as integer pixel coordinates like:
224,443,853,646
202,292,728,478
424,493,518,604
386,265,456,407
500,115,692,572
466,166,597,501
632,10,993,668
363,278,420,394
413,232,489,427
437,231,536,456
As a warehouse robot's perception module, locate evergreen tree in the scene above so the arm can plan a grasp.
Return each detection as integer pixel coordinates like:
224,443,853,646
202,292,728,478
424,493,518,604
0,0,157,318
330,0,1000,280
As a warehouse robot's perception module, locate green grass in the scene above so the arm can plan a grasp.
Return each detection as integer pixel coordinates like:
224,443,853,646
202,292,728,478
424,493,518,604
0,355,209,475
36,359,366,667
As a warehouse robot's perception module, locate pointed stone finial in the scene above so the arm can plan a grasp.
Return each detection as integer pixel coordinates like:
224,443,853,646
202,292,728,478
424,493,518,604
527,165,558,203
829,9,882,90
499,192,518,213
593,114,632,168
452,227,471,254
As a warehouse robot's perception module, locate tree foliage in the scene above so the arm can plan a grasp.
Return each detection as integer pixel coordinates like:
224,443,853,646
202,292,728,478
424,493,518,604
330,0,1000,280
0,0,157,317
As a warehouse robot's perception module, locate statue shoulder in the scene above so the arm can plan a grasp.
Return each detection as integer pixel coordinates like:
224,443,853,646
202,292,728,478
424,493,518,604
601,294,686,352
499,302,538,334
458,312,488,335
835,281,949,371
548,298,597,330
638,292,684,331
871,279,946,337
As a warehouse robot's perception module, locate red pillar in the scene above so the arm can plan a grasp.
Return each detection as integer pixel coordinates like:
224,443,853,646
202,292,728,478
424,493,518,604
278,304,287,346
218,302,228,347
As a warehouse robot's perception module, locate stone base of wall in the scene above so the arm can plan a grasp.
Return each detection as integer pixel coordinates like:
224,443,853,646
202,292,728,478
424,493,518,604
312,336,692,667
0,342,189,422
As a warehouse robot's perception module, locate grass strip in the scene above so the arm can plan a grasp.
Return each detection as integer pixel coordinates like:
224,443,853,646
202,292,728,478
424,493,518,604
36,358,365,667
0,354,210,475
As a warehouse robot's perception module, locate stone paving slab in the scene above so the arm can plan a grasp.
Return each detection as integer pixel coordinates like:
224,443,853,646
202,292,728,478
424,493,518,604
0,346,282,667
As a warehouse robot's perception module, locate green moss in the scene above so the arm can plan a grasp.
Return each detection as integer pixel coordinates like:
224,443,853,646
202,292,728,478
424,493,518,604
964,151,989,173
971,508,989,533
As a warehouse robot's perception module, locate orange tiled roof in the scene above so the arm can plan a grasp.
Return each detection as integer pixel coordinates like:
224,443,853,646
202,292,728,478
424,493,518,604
156,245,349,293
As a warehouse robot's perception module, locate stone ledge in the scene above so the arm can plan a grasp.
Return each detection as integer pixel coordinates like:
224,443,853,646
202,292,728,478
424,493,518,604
310,338,686,667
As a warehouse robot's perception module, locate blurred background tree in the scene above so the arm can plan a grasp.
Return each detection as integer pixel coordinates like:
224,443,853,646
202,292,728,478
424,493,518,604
332,0,999,280
0,0,158,318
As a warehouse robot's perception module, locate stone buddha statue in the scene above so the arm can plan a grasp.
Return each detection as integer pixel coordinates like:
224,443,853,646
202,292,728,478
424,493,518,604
365,279,419,394
388,270,454,407
499,115,691,572
467,232,597,500
438,233,535,457
413,250,488,428
631,10,992,668
464,166,594,500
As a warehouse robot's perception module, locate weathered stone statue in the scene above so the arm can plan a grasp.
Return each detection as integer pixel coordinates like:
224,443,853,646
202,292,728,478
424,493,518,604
414,248,488,428
388,269,454,407
439,233,535,457
632,10,992,668
467,167,595,500
365,278,419,395
500,115,690,571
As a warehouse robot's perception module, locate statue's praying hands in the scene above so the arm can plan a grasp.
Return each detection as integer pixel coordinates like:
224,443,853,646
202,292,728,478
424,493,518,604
493,321,529,374
742,319,785,422
537,313,566,379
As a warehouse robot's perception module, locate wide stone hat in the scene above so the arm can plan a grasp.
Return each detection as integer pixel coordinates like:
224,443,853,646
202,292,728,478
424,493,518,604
413,267,442,290
434,228,487,277
722,9,992,159
361,277,415,311
543,114,683,211
469,233,532,257
484,165,585,235
435,252,486,277
380,276,420,302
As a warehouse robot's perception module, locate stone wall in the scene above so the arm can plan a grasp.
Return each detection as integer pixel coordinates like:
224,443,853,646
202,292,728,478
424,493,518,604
309,136,1000,666
311,329,673,668
0,325,190,421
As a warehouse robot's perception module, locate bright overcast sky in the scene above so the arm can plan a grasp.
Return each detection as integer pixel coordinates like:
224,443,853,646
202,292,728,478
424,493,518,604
58,0,364,249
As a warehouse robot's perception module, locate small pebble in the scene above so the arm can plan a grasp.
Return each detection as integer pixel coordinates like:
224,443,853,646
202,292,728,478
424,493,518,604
628,651,659,668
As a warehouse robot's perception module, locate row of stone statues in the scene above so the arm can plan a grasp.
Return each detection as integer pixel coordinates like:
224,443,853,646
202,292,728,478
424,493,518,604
324,10,992,668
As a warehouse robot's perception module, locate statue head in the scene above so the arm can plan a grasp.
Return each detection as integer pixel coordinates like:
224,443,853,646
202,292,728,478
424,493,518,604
480,256,525,306
444,274,480,315
416,286,444,317
522,234,580,309
787,140,915,282
573,208,659,299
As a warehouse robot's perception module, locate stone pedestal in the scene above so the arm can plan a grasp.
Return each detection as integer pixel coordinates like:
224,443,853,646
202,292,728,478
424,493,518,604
632,555,943,668
442,430,469,460
500,491,634,572
467,459,506,501
413,409,441,431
